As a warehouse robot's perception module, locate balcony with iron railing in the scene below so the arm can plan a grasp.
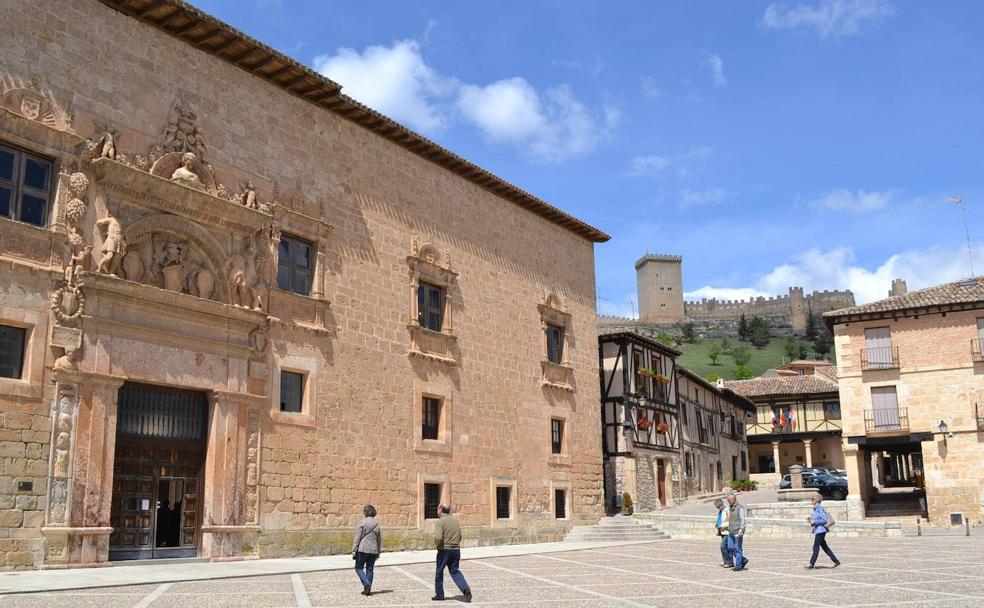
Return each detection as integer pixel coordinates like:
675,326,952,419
973,339,983,363
861,345,900,371
863,407,909,434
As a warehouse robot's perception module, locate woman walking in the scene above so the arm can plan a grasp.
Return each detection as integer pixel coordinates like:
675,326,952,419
352,504,382,595
806,494,840,569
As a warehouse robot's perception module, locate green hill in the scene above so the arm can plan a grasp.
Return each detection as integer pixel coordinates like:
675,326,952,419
674,337,822,380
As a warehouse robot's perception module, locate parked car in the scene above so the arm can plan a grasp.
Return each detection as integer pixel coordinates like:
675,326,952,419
779,471,818,489
803,474,848,500
805,467,846,478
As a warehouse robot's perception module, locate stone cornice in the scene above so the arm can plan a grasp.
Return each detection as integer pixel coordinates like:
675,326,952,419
0,105,86,157
91,157,271,234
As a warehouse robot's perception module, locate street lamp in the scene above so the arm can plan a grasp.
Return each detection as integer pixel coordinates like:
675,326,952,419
937,420,948,435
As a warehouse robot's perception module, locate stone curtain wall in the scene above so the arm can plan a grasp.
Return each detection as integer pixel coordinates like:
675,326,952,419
685,289,855,333
0,0,604,568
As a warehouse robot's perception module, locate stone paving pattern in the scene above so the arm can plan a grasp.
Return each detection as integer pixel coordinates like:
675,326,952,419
4,536,983,607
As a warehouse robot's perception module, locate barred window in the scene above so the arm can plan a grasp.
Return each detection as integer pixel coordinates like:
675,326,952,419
495,486,511,519
424,483,442,520
422,397,441,440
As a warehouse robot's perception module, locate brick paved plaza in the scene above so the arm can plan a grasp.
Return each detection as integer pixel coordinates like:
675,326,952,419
3,536,982,608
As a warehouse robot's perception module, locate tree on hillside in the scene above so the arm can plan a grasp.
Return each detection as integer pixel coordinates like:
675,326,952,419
748,316,771,348
731,344,751,367
805,311,818,341
681,322,697,344
708,341,723,365
656,331,675,347
720,337,733,353
783,337,799,361
732,364,753,380
813,327,833,358
737,314,749,341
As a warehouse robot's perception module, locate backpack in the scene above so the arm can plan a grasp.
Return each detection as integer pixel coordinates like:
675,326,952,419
825,508,835,528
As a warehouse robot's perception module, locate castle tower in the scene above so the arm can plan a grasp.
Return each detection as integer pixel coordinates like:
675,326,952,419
789,286,807,333
890,278,908,297
635,254,684,323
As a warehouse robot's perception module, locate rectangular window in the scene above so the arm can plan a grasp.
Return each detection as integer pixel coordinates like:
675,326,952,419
279,370,304,412
276,235,313,295
546,324,565,364
424,483,442,520
741,451,747,472
554,489,567,519
864,326,894,367
551,419,564,454
824,402,841,420
870,386,901,429
422,397,441,440
417,282,445,332
495,486,511,519
0,144,53,227
0,324,27,379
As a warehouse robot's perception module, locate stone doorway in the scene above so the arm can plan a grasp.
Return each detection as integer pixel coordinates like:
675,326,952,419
108,383,208,561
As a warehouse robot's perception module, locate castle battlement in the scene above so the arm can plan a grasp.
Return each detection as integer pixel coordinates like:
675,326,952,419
634,253,683,269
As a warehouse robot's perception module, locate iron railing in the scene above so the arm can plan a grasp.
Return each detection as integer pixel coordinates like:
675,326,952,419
973,339,983,363
861,345,899,370
864,407,909,433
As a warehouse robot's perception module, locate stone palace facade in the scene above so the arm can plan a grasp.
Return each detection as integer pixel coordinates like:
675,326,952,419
0,0,609,569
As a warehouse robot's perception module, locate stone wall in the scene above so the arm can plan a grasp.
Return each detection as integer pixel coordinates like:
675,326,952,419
685,288,855,334
0,0,604,569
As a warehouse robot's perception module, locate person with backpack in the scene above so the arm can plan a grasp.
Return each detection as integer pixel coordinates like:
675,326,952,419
352,504,382,595
806,493,841,569
713,498,733,568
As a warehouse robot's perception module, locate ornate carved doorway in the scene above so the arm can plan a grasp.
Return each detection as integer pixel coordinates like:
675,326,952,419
109,383,208,561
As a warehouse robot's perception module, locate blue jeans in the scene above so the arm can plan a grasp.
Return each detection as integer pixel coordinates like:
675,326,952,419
435,549,469,598
355,552,378,588
719,535,733,566
727,534,746,568
810,532,838,566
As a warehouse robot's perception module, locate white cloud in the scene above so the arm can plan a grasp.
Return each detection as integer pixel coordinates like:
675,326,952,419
640,76,661,99
701,52,727,87
680,187,731,208
761,0,895,39
627,147,713,178
690,243,981,306
628,155,671,177
811,188,896,212
315,41,611,163
313,40,456,132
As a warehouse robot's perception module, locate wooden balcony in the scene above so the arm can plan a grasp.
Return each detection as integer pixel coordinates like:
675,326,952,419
864,407,909,434
861,345,899,370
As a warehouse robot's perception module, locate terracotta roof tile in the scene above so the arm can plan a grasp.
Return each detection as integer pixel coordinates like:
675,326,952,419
723,375,838,399
824,276,984,321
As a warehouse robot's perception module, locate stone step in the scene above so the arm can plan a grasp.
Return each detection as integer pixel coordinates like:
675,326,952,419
565,516,671,543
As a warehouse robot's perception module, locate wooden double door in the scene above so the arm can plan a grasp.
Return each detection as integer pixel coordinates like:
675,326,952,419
108,384,207,561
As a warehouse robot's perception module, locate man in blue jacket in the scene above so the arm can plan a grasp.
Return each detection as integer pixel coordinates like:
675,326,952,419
806,494,841,569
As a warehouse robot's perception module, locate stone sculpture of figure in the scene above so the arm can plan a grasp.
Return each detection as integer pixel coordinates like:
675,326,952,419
170,152,203,189
96,128,117,160
53,347,79,372
196,268,215,300
160,242,186,292
225,234,263,310
240,181,258,209
96,215,125,276
64,231,92,284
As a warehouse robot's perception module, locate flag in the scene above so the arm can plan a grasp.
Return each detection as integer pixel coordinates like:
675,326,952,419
779,409,787,428
789,408,797,429
770,410,777,427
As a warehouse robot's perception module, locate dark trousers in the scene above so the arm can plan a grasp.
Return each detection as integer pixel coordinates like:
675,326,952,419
727,534,746,567
435,549,469,598
355,552,378,588
810,532,838,566
719,534,733,566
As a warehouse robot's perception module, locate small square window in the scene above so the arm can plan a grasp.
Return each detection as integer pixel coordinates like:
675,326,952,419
277,235,313,295
495,486,511,520
741,451,747,472
554,489,567,519
422,396,441,440
546,324,564,364
417,282,445,331
0,143,53,227
550,419,564,455
0,325,27,379
424,483,442,520
279,370,304,412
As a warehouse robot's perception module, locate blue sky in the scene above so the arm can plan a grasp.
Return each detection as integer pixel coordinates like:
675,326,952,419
196,0,983,315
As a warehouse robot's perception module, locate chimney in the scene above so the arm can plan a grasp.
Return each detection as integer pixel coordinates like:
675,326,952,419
889,279,907,297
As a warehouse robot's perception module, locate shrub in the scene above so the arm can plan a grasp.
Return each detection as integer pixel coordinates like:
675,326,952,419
730,479,758,491
732,364,753,380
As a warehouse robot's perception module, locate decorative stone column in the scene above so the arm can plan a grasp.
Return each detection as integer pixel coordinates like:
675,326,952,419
772,441,782,475
42,370,125,568
842,443,866,520
802,439,813,468
200,390,265,561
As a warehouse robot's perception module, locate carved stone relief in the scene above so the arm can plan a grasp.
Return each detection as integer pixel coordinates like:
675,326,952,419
46,384,79,526
158,101,207,161
121,230,225,302
226,228,274,311
244,408,260,525
95,213,126,276
0,72,72,131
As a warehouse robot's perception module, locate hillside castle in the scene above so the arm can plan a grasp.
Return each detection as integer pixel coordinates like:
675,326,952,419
600,254,857,335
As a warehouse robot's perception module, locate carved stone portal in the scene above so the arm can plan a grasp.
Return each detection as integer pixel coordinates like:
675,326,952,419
122,231,226,302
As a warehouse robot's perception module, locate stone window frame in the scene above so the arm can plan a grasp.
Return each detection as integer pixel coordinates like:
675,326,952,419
550,481,572,521
0,140,55,228
489,476,518,528
271,353,318,428
548,412,572,467
270,206,333,302
413,379,453,456
538,292,574,390
0,307,45,399
406,238,458,365
276,233,314,296
417,472,450,529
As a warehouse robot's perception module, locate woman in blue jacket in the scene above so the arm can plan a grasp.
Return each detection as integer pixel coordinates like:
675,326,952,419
806,494,841,569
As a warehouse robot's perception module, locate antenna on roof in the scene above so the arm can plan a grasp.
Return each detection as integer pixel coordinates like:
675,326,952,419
950,196,975,276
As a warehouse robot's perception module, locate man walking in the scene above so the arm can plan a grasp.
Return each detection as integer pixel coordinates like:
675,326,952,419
806,493,841,569
714,498,733,568
726,492,749,571
433,504,472,602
